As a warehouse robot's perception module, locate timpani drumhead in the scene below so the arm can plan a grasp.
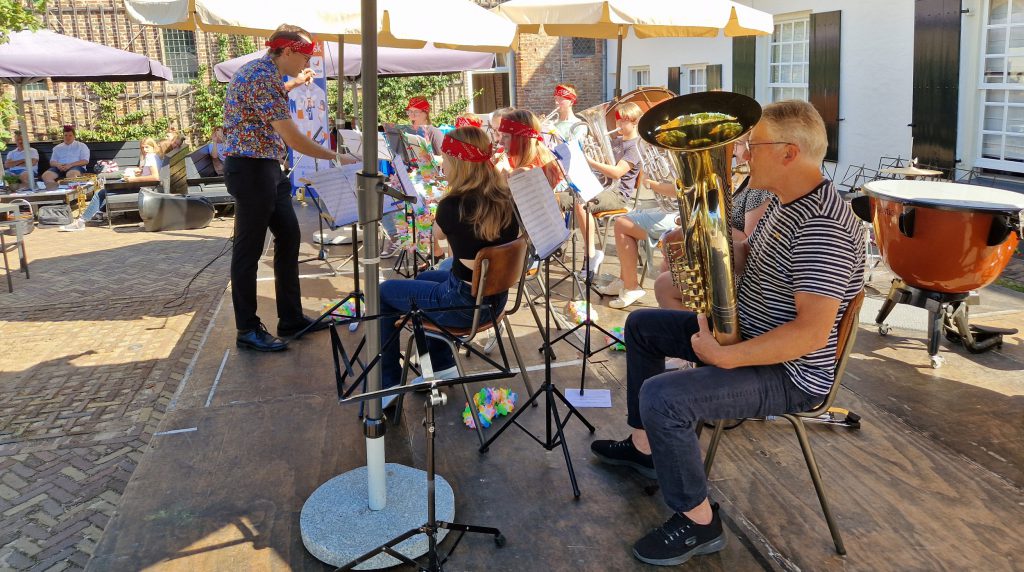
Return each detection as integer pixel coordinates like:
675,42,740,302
863,179,1024,214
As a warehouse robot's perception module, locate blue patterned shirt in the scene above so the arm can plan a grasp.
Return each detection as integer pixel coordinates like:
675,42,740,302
224,55,291,159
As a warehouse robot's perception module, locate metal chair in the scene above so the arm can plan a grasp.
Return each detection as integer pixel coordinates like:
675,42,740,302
702,290,866,556
395,236,536,447
1,200,32,293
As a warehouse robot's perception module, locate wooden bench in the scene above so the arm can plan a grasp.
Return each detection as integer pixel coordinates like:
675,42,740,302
184,146,234,209
103,146,191,226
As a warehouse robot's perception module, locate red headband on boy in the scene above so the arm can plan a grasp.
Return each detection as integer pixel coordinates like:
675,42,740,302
454,115,483,129
265,38,316,56
498,118,542,141
441,134,492,163
554,84,577,103
406,97,430,113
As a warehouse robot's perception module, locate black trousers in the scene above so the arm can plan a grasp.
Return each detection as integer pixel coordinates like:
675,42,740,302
224,156,303,332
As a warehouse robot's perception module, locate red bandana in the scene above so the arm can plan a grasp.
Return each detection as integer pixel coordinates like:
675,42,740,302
265,38,315,55
615,110,621,120
441,134,492,163
554,84,577,103
454,115,483,129
498,118,542,141
406,97,430,113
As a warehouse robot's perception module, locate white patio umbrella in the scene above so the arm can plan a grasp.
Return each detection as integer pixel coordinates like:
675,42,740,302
492,0,773,97
124,1,516,565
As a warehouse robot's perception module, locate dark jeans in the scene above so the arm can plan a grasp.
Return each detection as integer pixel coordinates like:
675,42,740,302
224,156,303,332
625,309,819,513
379,270,506,389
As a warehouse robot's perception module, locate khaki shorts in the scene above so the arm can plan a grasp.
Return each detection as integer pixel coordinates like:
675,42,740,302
556,189,628,213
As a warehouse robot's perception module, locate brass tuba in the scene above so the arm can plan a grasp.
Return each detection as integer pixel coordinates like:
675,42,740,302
572,101,617,187
638,92,762,345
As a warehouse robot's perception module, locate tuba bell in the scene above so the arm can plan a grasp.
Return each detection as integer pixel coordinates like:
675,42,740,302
572,101,617,187
638,92,762,346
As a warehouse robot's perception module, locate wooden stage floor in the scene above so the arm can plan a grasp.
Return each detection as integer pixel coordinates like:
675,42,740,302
88,214,1024,571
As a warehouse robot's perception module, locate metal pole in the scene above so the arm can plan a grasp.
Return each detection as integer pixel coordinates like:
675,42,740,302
337,37,345,131
15,84,35,191
507,50,517,107
614,28,623,99
359,0,387,512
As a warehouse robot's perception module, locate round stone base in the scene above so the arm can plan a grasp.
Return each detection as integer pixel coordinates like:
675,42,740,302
300,463,454,570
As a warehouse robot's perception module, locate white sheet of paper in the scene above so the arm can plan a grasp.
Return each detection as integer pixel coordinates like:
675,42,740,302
554,142,604,203
563,388,612,408
391,155,418,200
507,167,570,260
377,132,393,161
305,164,361,228
338,129,363,158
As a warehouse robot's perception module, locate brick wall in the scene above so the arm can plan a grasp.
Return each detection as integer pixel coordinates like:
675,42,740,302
6,0,246,142
514,35,606,115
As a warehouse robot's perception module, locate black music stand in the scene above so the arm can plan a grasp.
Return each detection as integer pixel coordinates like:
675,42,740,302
546,148,622,392
480,169,596,498
297,185,352,277
335,307,514,571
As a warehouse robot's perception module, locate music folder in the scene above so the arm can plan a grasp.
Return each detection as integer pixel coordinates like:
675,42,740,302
507,168,570,260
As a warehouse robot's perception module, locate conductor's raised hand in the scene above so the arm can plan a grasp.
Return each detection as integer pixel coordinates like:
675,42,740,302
691,313,725,367
295,68,315,85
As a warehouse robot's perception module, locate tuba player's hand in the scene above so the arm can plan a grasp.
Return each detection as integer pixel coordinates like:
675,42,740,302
691,313,727,368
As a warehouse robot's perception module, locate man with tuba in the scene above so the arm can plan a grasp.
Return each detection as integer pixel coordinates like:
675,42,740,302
591,100,864,566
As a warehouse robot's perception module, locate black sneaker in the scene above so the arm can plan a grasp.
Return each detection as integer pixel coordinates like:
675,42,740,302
590,435,657,479
633,504,726,566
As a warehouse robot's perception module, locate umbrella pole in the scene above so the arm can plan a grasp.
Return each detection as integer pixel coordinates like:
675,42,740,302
614,27,623,99
337,38,345,131
14,84,35,191
358,0,387,512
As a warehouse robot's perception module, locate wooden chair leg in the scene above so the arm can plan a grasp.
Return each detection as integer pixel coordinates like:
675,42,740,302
703,419,727,477
782,414,847,555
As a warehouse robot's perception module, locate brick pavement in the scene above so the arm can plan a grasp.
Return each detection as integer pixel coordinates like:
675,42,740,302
0,220,234,571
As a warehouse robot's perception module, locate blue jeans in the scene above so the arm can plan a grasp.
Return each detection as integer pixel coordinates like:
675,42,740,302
625,309,819,513
379,270,507,388
82,190,106,221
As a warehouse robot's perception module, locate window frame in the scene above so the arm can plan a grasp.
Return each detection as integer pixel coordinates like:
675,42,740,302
685,64,708,93
627,65,651,91
767,17,810,102
161,29,200,84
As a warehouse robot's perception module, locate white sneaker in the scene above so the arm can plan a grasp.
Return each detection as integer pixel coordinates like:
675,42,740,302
665,357,696,371
589,250,605,274
380,237,401,259
597,278,624,297
609,288,645,309
59,218,86,232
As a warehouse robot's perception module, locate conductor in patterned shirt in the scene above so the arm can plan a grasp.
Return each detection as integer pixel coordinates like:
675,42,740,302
224,23,339,352
590,100,865,566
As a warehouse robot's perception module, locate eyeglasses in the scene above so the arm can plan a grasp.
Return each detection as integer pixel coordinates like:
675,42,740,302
735,140,793,153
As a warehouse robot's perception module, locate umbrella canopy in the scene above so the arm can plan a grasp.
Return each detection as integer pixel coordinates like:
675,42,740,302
0,29,173,84
492,0,773,39
124,0,519,52
214,41,495,82
492,0,772,96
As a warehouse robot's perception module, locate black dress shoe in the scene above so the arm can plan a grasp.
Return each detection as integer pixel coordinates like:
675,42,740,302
278,315,331,338
237,324,288,352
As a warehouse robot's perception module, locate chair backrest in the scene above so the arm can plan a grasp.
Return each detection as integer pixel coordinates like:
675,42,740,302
472,235,528,299
801,289,865,417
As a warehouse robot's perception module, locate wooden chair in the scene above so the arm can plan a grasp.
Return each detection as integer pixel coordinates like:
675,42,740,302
594,168,645,253
394,236,536,447
702,290,866,556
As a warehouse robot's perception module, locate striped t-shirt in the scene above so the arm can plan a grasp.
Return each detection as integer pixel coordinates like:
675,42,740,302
737,180,865,396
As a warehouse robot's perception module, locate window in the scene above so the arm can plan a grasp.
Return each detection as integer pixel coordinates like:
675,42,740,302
572,37,596,58
628,66,650,90
686,65,707,93
768,18,809,101
24,81,48,93
978,0,1024,169
162,29,199,84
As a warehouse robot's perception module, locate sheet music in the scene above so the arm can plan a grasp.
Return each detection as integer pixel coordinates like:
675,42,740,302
508,167,570,260
337,129,363,158
391,155,418,200
553,142,604,203
305,164,361,228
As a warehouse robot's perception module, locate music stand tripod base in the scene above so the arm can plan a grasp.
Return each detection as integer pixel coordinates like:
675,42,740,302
301,463,454,569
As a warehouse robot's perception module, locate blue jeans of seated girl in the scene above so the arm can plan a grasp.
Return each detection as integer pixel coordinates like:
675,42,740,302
379,270,507,389
82,190,107,221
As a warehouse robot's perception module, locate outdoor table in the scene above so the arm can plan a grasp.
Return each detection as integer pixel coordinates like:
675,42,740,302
0,184,94,208
880,166,944,179
103,179,160,193
0,203,30,293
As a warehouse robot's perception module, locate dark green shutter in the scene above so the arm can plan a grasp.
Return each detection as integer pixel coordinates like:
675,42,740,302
912,0,962,169
732,36,755,97
809,11,842,162
668,66,681,95
707,64,723,91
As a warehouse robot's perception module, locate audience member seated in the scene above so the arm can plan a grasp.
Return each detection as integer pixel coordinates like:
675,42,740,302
42,125,89,183
60,137,163,232
207,126,228,175
3,132,39,188
162,127,186,155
